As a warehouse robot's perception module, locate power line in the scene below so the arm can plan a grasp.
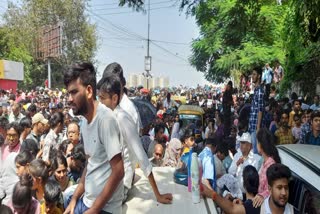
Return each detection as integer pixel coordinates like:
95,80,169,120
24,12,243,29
100,36,144,46
90,0,173,8
101,43,144,49
96,25,135,40
91,6,135,11
151,41,189,62
151,39,190,45
87,9,146,40
153,57,190,67
98,32,190,47
96,27,189,62
88,2,119,7
100,36,143,41
93,10,137,16
92,2,174,11
88,7,189,63
94,5,176,16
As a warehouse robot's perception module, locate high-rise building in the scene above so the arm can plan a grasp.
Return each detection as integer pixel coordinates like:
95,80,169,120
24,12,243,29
159,76,169,88
127,74,138,88
127,73,170,88
137,74,147,88
151,76,160,88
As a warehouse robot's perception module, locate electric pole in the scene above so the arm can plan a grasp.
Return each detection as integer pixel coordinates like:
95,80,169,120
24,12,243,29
48,58,51,89
144,0,152,89
147,0,150,57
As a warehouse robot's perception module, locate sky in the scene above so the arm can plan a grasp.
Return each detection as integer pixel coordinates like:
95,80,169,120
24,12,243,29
0,0,211,86
88,0,210,86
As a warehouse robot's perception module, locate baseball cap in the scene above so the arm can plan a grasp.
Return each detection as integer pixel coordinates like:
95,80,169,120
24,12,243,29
238,132,251,144
32,113,48,125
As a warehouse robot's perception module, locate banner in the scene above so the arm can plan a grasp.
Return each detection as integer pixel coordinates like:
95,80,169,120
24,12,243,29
0,60,24,80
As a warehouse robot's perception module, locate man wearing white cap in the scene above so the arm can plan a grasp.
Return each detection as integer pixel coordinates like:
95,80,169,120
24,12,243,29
228,132,261,193
25,113,48,149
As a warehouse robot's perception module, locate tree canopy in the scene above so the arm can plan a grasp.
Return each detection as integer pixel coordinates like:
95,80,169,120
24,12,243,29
176,0,286,83
282,0,320,95
0,0,97,89
1,0,319,95
123,0,320,95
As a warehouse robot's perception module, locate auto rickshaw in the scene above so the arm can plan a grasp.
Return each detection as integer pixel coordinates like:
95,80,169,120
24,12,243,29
178,105,205,134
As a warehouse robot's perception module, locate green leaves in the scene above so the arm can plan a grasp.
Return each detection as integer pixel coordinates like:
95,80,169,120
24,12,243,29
282,0,320,95
184,0,286,83
0,0,97,89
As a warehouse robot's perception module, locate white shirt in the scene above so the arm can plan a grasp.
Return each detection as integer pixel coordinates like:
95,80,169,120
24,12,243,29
228,150,261,192
81,103,123,214
0,152,19,205
114,106,152,189
42,129,59,162
120,94,142,133
163,99,178,109
261,196,294,214
262,68,273,84
8,112,24,123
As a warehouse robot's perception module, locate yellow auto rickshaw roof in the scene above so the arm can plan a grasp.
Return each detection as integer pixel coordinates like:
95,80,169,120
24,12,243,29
178,105,205,115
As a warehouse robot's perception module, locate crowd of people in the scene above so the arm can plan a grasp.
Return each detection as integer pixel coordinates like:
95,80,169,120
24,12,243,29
0,61,319,214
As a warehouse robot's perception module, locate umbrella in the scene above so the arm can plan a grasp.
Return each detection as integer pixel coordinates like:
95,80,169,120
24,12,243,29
132,97,156,128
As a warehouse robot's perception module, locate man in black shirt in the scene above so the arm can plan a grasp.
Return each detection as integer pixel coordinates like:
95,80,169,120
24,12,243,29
223,81,234,137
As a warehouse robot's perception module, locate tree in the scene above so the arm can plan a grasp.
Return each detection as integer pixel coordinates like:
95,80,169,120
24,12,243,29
282,0,320,96
180,0,320,95
1,0,97,89
179,0,287,83
119,0,144,10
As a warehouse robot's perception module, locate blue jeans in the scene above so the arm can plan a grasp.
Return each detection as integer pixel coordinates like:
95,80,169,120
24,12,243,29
74,197,89,214
66,196,111,214
251,131,258,154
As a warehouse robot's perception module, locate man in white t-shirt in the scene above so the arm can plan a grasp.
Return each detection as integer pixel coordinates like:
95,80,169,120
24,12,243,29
260,163,294,214
96,72,173,204
102,62,142,134
64,62,124,214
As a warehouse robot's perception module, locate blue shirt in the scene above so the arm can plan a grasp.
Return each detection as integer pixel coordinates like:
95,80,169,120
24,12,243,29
223,155,232,173
262,68,273,84
300,122,311,144
198,147,216,189
249,86,264,132
304,132,320,146
310,104,320,111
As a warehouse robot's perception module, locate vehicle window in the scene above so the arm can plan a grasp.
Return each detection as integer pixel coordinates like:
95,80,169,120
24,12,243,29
302,187,320,214
288,173,302,214
180,115,201,120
